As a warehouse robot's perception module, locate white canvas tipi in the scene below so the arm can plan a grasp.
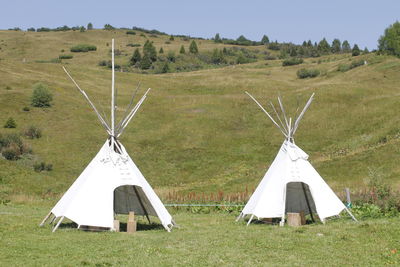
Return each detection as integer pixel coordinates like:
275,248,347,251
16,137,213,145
237,92,357,226
40,40,175,232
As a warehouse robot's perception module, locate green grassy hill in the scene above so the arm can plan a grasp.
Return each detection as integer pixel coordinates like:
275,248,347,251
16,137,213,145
1,29,400,202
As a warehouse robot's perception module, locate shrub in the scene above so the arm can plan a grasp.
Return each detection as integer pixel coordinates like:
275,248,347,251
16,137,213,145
297,68,320,79
24,126,42,139
160,62,170,73
140,54,152,69
31,83,53,107
59,54,73,59
169,35,174,41
4,117,16,128
103,24,115,30
34,162,53,172
126,43,141,47
143,40,157,61
5,86,11,90
27,27,35,32
282,57,303,66
22,106,30,112
2,147,19,160
167,51,176,62
126,30,136,35
70,44,97,52
159,47,164,54
338,64,351,72
350,59,365,68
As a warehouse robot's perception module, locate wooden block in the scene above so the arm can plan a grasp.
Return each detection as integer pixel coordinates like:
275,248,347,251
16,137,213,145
113,220,120,232
287,212,305,227
128,211,135,222
127,221,137,233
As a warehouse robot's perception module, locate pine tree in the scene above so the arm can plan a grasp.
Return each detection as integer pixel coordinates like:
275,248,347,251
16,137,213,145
87,23,93,30
130,48,141,65
317,38,330,54
169,35,174,41
161,62,170,73
352,44,360,56
189,40,198,54
179,45,185,54
140,53,152,69
342,40,351,53
363,47,369,54
143,40,157,61
214,33,222,43
4,117,16,128
331,39,341,53
159,47,164,54
79,26,85,32
261,35,270,45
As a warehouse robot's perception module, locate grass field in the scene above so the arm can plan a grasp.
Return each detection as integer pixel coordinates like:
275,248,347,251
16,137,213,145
0,203,399,266
1,29,400,201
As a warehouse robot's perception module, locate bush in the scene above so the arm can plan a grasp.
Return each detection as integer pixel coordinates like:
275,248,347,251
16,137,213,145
70,44,97,52
282,57,303,66
2,147,19,160
34,162,53,172
24,126,42,139
338,64,351,72
5,86,12,90
189,40,199,54
352,44,361,56
126,43,141,47
31,83,53,107
22,106,30,112
4,117,16,128
179,45,185,54
59,54,73,59
297,68,320,79
126,30,136,35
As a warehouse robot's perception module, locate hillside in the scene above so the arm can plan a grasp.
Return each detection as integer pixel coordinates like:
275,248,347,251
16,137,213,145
1,29,400,202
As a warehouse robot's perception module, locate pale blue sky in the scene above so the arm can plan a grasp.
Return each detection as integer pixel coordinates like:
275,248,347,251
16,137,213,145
1,0,399,49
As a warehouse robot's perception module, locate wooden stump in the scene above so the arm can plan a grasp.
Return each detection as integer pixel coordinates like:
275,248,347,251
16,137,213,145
127,212,136,233
287,212,305,227
113,220,120,232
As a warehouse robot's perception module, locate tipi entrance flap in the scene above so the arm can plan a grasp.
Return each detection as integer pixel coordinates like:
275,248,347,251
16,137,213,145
285,182,316,216
114,185,157,216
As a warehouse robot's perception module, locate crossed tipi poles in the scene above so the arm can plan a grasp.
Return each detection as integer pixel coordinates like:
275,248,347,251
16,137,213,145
62,39,150,151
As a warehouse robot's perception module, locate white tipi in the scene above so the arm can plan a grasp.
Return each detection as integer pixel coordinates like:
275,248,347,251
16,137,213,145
237,92,357,226
40,39,176,232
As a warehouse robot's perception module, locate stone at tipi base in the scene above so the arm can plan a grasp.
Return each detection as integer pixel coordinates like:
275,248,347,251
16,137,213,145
287,212,306,226
127,212,137,233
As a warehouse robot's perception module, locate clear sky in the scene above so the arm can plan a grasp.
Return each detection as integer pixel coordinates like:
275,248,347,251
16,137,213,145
1,0,399,49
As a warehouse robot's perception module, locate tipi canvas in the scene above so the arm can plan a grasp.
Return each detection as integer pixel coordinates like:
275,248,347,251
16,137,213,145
237,92,356,226
40,40,175,232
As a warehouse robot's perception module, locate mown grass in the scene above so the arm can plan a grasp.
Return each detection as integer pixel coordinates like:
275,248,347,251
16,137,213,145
0,203,399,266
0,30,400,200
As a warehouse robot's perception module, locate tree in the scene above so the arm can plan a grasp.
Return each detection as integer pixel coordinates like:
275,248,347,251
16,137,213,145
317,38,330,54
214,33,222,43
4,117,16,128
27,27,35,32
130,48,141,65
378,21,400,57
352,44,360,56
103,24,115,30
363,47,369,54
189,40,198,54
331,38,341,53
161,62,170,73
143,40,157,61
169,35,174,41
179,45,185,54
342,40,351,53
261,35,270,45
79,26,85,32
87,23,93,30
211,49,225,64
140,53,152,69
31,83,53,107
159,47,164,54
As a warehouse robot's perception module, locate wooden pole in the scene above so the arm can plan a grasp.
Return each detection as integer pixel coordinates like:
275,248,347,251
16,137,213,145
39,212,51,227
52,216,64,232
111,39,115,136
